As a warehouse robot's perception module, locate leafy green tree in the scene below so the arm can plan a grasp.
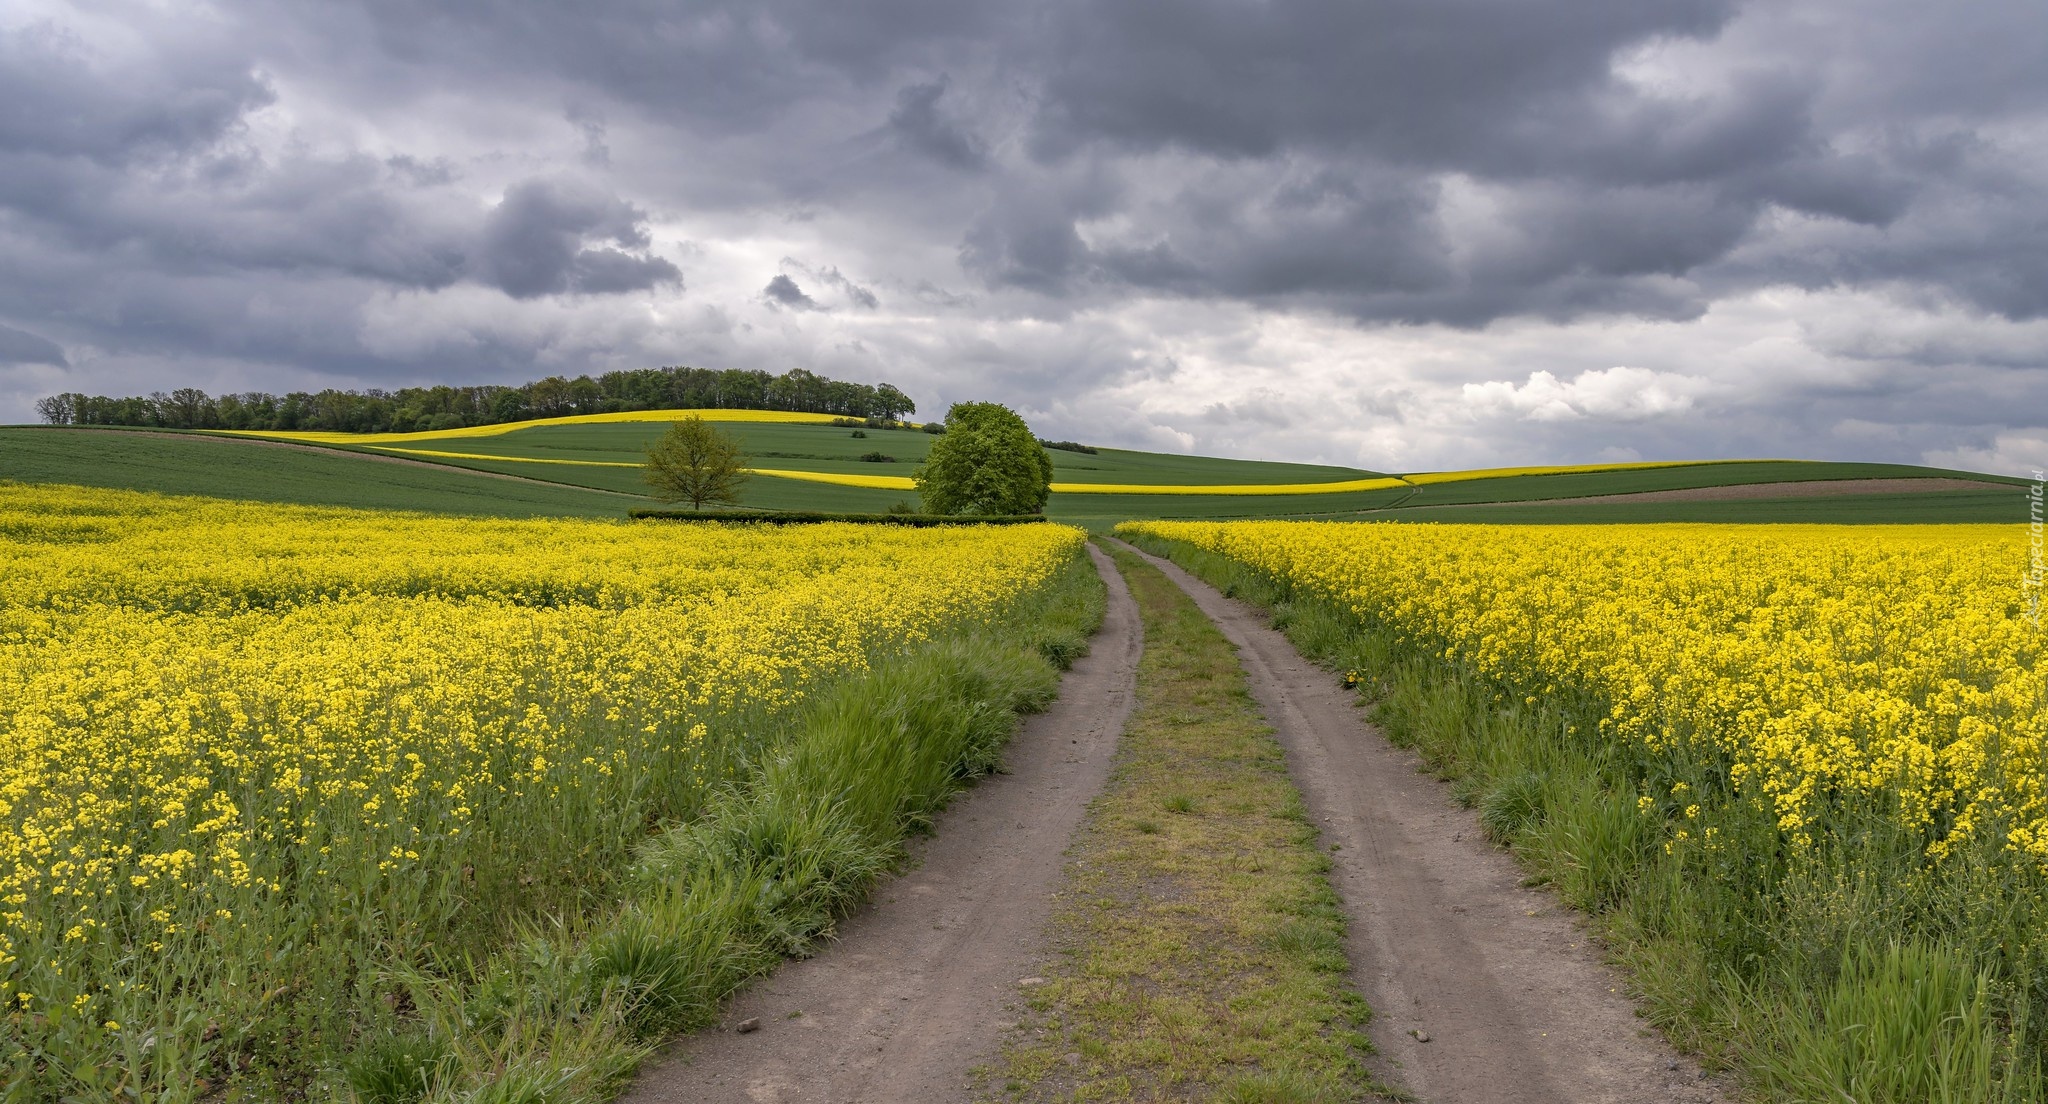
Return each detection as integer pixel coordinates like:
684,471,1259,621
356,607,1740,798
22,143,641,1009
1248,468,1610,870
914,402,1053,515
644,415,750,509
873,383,916,422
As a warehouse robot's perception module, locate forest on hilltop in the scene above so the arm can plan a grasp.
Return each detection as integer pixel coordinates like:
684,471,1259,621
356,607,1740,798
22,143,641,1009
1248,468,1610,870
35,366,916,434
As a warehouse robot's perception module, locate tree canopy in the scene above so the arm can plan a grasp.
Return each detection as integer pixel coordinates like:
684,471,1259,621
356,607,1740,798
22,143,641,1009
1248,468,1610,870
36,366,915,434
643,415,750,509
913,402,1053,515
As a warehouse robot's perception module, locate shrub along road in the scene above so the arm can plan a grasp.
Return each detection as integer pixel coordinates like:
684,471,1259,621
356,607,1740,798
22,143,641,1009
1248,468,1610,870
620,544,1141,1103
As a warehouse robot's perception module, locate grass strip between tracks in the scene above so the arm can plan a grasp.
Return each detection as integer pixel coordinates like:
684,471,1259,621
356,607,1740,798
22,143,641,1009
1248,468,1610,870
981,543,1393,1103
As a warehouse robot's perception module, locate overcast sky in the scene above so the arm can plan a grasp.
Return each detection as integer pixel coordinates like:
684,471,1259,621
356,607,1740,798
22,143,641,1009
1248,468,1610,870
3,0,2044,474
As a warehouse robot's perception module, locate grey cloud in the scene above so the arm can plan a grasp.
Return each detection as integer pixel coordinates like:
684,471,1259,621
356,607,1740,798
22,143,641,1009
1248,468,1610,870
572,249,684,295
1102,165,1453,303
887,78,987,170
1027,0,1737,169
958,161,1127,287
778,259,881,309
1713,132,2048,320
815,266,879,309
0,324,67,367
961,161,1747,326
0,23,273,164
1,0,2043,473
386,155,458,187
342,0,1008,132
763,274,820,310
474,179,680,299
1741,153,1915,227
566,104,612,167
1198,393,1294,429
959,188,1100,295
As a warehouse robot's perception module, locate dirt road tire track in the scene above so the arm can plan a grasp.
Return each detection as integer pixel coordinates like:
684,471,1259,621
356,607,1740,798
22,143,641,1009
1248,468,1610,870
1112,538,1728,1104
620,544,1141,1104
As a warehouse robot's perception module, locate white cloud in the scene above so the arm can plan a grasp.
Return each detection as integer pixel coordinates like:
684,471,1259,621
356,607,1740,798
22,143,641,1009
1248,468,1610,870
1923,432,2048,480
1461,366,1711,423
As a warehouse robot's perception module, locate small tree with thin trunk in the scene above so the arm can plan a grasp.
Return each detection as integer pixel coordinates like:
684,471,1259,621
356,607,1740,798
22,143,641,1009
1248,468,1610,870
644,415,750,508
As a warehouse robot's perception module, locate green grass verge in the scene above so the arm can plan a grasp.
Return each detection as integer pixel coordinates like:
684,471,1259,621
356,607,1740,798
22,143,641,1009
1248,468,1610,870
329,547,1108,1103
981,544,1390,1104
1124,532,2047,1104
0,428,635,517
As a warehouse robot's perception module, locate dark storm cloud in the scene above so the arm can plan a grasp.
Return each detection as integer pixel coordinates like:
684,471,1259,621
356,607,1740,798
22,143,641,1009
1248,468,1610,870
2,0,2044,471
959,197,1094,295
0,324,66,367
886,78,987,170
0,22,273,164
763,274,820,310
957,0,2047,326
1027,0,1735,167
474,179,680,299
812,265,880,309
337,0,1007,131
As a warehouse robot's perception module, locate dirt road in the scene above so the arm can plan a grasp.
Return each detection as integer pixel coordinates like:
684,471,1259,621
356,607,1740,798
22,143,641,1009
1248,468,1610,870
620,544,1142,1104
1112,539,1726,1104
622,538,1730,1103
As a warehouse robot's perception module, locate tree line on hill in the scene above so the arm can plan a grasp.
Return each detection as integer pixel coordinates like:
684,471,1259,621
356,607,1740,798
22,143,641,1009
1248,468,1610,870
34,366,916,434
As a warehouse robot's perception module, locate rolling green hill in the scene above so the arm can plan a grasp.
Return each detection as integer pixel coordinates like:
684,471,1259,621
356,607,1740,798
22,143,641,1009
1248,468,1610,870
0,428,632,517
1389,460,2028,505
1,421,2029,526
273,419,1385,487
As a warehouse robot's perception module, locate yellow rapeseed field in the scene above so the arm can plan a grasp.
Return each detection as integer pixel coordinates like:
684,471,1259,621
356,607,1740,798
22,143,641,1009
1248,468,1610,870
2,483,1082,1086
219,407,852,444
1120,521,2045,860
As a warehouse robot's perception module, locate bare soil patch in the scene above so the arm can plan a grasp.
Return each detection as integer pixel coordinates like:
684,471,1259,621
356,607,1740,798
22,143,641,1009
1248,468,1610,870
619,544,1141,1104
1115,538,1733,1104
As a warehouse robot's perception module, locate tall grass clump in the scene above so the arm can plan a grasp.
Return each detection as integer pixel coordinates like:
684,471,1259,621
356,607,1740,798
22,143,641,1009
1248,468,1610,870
1119,526,2047,1102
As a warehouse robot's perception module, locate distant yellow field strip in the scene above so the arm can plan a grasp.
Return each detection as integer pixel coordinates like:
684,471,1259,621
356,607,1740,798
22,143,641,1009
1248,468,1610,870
1399,459,1780,485
749,468,917,490
366,450,1408,495
368,449,920,487
1049,476,1409,496
743,473,1413,495
354,447,1748,497
220,408,851,445
230,421,1782,496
